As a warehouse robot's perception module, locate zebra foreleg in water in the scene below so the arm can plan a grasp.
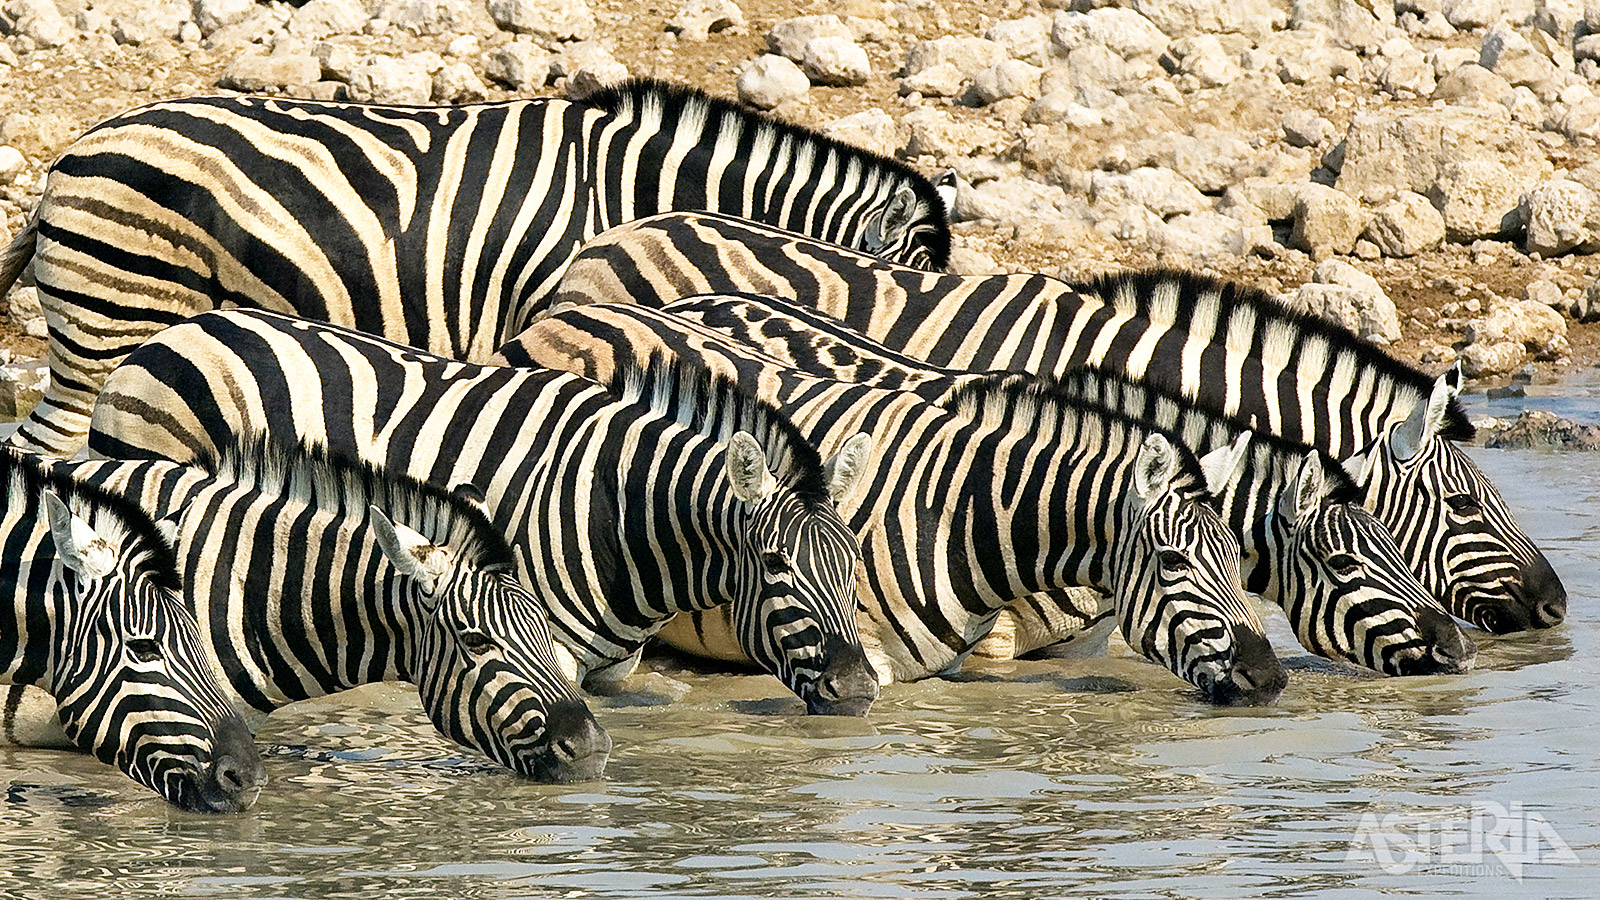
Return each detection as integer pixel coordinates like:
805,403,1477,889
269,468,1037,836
86,312,878,717
0,449,264,812
0,80,950,456
33,436,608,783
549,211,1564,635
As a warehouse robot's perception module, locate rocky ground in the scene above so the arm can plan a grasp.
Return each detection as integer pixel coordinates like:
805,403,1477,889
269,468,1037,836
2,0,1599,423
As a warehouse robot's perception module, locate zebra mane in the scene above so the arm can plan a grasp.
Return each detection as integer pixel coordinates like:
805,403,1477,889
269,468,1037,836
603,350,834,509
1048,367,1363,506
580,77,951,267
938,373,1214,503
1070,268,1476,441
194,433,517,574
1,448,182,592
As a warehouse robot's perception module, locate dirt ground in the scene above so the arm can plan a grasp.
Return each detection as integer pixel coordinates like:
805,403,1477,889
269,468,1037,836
1,0,1596,383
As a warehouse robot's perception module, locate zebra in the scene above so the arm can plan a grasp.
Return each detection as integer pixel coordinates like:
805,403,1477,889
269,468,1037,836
549,210,1566,635
90,308,1287,704
15,435,610,783
501,294,1476,678
0,79,952,457
0,447,265,812
85,314,879,717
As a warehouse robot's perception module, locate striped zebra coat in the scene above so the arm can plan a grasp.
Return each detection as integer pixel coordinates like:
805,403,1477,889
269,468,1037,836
0,448,263,812
89,309,1285,705
1,80,952,457
552,210,1565,635
88,318,878,716
501,295,1476,678
40,437,608,783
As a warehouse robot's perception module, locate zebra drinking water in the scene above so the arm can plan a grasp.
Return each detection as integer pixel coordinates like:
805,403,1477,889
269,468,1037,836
550,210,1565,635
0,448,264,812
19,437,609,783
0,80,951,457
85,315,878,716
85,308,1281,703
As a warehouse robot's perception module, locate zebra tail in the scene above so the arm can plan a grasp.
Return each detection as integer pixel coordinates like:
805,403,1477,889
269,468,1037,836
0,212,36,296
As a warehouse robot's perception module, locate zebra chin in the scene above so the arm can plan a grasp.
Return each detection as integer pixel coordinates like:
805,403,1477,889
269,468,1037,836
796,638,880,717
517,700,612,784
1196,628,1288,707
154,716,267,814
1391,607,1477,676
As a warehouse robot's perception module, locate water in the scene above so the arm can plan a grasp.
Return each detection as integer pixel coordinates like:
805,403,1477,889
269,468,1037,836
2,401,1597,899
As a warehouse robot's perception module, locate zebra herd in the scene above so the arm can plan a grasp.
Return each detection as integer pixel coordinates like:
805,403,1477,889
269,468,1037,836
0,79,1566,812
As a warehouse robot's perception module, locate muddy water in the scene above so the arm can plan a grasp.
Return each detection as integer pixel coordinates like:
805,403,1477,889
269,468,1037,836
0,399,1596,899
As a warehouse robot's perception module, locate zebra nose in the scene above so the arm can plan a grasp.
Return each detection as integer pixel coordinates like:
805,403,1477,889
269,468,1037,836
533,700,610,783
198,716,265,813
1205,627,1287,707
803,641,879,717
1517,556,1566,628
1399,607,1476,676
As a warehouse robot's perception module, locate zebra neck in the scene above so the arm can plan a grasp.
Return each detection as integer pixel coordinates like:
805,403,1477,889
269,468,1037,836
0,505,58,686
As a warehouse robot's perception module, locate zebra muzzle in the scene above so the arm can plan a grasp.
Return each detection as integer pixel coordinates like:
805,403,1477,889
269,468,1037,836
528,700,610,783
188,716,266,813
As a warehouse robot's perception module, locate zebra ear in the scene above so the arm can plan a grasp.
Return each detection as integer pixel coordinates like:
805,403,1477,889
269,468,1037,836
369,506,447,595
935,170,958,213
154,514,182,551
44,492,115,581
823,432,873,504
451,483,491,516
725,432,778,504
1391,365,1462,461
1133,434,1179,502
1198,432,1251,494
866,184,921,252
1280,453,1327,524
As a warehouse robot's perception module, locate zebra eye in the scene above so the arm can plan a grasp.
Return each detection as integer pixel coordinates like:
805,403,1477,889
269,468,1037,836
127,639,162,663
1157,549,1190,573
1327,553,1361,576
762,551,792,574
1445,494,1482,517
459,630,495,654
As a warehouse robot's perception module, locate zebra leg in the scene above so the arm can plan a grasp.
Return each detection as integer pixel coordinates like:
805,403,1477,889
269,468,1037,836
0,685,73,750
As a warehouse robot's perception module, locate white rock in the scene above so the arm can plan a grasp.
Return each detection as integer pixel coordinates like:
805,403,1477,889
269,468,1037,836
1312,258,1387,295
967,59,1044,104
1377,49,1438,96
1466,298,1569,357
1444,0,1534,29
1428,46,1480,76
904,35,1009,78
219,53,324,92
1523,178,1600,255
1089,167,1207,218
286,0,370,39
984,16,1053,65
1431,62,1513,105
565,58,629,99
1291,0,1392,52
1282,110,1335,146
1051,9,1170,59
1551,96,1600,141
821,109,900,157
0,146,23,181
946,245,1002,275
1291,282,1403,343
901,107,1007,161
668,0,743,41
346,56,433,104
1364,190,1447,255
900,61,966,97
1433,157,1533,240
487,0,595,43
1523,278,1565,307
767,14,851,60
1293,183,1367,256
373,0,493,36
1132,0,1279,36
736,54,809,109
796,35,870,86
6,284,40,322
194,0,256,35
952,176,1072,224
1336,107,1551,210
1156,211,1273,258
1277,44,1364,82
1480,21,1561,92
484,42,551,91
1458,339,1526,376
432,61,488,102
1168,34,1238,87
1132,127,1257,193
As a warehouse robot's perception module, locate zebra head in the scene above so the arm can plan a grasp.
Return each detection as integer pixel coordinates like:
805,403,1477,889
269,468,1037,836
34,489,263,813
723,431,879,716
857,176,953,271
1340,367,1566,634
368,505,609,783
1113,435,1287,706
1241,450,1476,676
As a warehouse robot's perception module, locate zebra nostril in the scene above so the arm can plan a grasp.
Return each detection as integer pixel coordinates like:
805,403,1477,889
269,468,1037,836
215,757,246,792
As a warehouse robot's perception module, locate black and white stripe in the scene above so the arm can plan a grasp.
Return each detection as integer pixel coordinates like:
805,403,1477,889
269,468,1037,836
551,211,1565,634
0,448,262,812
0,80,951,456
498,303,1288,704
87,313,878,716
516,294,1477,677
47,436,607,783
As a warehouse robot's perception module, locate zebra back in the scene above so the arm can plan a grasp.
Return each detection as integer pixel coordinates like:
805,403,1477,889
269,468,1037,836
88,310,877,717
551,211,1565,635
0,448,263,812
59,435,607,782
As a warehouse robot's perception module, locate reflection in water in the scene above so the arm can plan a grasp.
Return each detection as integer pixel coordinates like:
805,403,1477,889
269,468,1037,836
0,449,1595,898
